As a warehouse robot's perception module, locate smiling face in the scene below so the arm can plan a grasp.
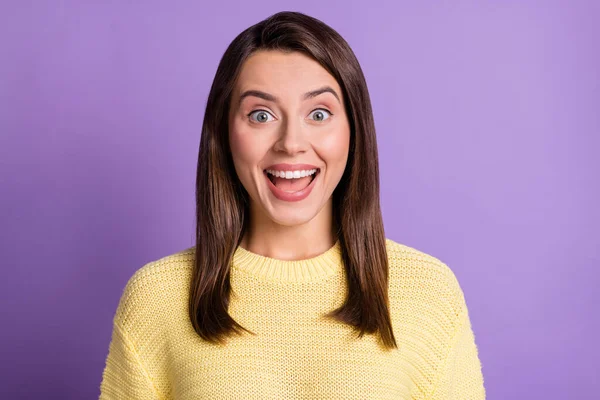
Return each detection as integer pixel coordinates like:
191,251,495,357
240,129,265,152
228,50,350,232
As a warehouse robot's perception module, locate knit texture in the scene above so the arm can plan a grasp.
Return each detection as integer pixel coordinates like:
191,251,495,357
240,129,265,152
99,238,485,399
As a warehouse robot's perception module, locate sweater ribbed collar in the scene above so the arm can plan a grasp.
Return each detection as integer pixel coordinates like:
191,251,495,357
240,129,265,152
231,239,343,283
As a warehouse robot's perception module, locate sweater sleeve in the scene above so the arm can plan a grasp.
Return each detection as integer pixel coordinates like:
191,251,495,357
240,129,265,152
428,307,486,400
99,321,161,400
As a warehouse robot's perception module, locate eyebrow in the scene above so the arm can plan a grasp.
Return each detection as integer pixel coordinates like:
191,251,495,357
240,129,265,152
237,86,341,108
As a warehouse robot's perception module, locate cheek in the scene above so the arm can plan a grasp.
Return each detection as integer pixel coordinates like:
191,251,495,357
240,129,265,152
318,124,350,169
229,121,268,176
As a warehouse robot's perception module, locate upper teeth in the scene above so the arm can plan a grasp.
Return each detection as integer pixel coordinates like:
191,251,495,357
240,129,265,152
266,169,318,179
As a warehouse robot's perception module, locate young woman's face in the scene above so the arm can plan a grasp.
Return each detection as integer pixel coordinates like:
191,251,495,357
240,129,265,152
228,50,350,227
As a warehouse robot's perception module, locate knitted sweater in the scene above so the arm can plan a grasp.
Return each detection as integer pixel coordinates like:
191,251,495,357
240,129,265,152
99,238,485,399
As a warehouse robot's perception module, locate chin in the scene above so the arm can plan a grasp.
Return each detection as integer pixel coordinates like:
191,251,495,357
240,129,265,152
264,204,319,226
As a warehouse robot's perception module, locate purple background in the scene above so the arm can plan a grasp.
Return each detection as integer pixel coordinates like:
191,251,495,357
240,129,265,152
1,1,598,398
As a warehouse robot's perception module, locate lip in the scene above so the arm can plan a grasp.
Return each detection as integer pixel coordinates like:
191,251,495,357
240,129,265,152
264,163,319,172
264,168,320,202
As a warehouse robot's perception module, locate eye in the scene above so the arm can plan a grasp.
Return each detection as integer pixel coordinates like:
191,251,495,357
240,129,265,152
308,108,332,122
248,110,275,123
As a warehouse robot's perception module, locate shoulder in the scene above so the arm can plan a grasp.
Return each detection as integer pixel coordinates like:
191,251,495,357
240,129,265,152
385,237,467,320
113,245,196,332
385,237,458,283
121,245,195,291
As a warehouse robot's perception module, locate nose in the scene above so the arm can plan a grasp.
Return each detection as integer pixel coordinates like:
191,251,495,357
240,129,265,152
273,116,309,155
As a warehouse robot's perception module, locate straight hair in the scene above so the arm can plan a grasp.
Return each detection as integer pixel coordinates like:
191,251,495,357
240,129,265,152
190,11,397,350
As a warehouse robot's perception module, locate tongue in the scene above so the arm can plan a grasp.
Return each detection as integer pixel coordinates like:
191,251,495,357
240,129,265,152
273,175,313,192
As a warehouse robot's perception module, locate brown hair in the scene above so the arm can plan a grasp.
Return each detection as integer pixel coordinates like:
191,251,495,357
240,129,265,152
190,11,396,350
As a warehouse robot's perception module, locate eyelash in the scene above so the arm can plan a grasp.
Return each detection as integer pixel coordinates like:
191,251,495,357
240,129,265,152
247,108,333,123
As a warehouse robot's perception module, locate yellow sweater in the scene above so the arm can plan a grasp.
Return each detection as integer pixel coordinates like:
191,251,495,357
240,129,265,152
99,238,485,399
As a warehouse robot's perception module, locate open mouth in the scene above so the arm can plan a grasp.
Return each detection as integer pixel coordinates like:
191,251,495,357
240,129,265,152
264,169,320,182
264,168,320,191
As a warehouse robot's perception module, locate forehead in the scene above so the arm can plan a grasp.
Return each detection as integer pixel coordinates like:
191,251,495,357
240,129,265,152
233,50,341,100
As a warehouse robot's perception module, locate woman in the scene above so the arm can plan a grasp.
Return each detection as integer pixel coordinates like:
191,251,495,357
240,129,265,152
100,11,485,399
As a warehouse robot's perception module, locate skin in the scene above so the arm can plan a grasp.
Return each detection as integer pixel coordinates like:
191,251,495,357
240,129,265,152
228,50,350,261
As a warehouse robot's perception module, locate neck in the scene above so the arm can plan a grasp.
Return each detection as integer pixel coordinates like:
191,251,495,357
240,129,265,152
233,237,343,282
241,199,337,261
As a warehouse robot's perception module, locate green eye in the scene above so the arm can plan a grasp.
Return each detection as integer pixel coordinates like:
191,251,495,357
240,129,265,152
248,110,275,123
309,109,332,122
